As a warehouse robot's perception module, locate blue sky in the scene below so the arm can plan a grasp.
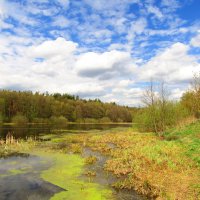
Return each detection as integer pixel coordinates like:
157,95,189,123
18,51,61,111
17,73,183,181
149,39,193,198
0,0,200,106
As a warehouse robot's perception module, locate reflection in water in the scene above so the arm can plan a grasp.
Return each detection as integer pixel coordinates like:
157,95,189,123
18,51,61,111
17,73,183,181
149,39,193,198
0,154,64,200
0,123,132,139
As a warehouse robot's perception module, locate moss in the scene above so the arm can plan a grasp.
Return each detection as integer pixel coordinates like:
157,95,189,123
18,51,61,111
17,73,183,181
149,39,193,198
8,169,25,175
40,152,113,200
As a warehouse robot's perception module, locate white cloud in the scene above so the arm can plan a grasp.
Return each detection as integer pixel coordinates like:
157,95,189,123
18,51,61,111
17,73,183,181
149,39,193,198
0,0,7,17
190,34,200,47
147,5,163,19
139,42,200,82
29,37,77,59
131,18,147,35
169,88,185,100
57,0,70,9
127,18,147,45
52,15,70,28
1,37,132,103
84,0,131,11
0,19,13,29
75,50,135,78
161,0,180,10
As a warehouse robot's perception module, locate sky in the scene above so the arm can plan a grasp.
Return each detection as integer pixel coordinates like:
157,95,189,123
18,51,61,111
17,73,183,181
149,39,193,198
0,0,200,106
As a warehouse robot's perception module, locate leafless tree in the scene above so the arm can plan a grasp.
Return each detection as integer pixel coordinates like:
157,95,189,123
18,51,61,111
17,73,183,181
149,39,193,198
191,72,200,117
142,79,156,107
142,79,169,135
142,79,159,134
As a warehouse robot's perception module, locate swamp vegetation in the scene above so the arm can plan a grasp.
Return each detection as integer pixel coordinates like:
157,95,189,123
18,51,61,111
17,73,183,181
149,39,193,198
0,121,200,200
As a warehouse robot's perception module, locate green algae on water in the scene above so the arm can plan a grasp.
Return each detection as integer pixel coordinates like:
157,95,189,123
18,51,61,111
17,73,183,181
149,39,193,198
41,152,113,200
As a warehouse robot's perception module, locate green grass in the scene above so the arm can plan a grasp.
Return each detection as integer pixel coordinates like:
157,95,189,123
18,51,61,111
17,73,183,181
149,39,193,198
165,121,200,166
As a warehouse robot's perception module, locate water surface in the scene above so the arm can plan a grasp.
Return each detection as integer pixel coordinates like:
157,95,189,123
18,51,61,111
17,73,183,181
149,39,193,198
0,154,64,200
0,123,132,139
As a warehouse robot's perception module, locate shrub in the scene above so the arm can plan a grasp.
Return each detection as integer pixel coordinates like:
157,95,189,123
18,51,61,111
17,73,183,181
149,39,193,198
32,118,49,124
135,102,189,134
98,117,112,123
50,116,68,126
83,118,98,123
12,114,28,125
76,118,85,123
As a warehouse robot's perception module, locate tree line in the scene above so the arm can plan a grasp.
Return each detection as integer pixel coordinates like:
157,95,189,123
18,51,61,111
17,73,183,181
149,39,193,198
0,90,133,124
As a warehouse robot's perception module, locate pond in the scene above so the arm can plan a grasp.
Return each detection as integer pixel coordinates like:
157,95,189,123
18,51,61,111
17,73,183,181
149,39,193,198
0,153,64,200
0,124,147,200
0,123,132,139
0,148,145,200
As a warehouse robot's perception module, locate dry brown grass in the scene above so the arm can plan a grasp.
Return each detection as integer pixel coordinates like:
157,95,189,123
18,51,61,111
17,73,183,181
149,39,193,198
65,130,200,199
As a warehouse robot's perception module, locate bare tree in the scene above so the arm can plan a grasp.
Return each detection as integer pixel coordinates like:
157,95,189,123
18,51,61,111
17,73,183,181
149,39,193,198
142,79,156,106
191,72,200,117
159,81,170,132
142,79,159,134
192,72,200,93
142,79,169,136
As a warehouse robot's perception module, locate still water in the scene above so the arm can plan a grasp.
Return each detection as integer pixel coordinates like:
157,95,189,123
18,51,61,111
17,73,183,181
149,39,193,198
0,123,145,200
0,123,132,139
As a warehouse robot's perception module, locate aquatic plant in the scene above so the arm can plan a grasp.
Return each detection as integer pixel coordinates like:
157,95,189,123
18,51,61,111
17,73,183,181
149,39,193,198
70,143,82,153
85,156,98,165
84,170,97,177
40,152,113,200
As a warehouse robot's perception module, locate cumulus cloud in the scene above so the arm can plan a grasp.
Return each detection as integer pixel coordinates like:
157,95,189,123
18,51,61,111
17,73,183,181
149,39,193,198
139,42,200,82
29,37,77,59
75,50,135,78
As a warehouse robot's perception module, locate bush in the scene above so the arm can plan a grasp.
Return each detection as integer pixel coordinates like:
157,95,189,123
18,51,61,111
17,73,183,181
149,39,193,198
32,118,50,124
12,114,28,125
76,118,85,123
98,117,112,123
50,116,68,126
84,118,98,123
135,102,189,134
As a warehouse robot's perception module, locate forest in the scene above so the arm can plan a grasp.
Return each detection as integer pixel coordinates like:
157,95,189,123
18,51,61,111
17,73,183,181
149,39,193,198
0,90,133,124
